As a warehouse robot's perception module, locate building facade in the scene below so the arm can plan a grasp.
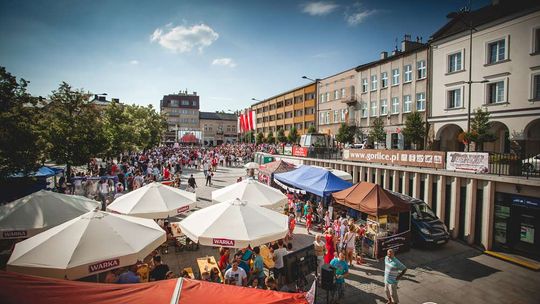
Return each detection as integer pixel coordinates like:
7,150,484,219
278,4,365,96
429,1,540,154
252,83,316,137
354,37,429,149
160,91,200,143
317,68,357,136
199,112,238,146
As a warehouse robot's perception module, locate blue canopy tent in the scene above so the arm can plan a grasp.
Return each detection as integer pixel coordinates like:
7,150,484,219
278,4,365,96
274,165,353,197
10,166,64,178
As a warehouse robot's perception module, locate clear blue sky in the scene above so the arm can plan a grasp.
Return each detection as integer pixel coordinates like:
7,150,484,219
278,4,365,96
0,0,489,112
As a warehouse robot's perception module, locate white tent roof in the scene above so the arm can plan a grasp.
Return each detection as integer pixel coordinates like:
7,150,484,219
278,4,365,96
211,179,287,208
178,198,288,248
7,210,166,280
0,190,100,239
107,182,196,219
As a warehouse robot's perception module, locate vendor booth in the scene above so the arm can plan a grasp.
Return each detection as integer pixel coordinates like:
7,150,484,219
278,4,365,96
258,160,296,186
332,182,411,259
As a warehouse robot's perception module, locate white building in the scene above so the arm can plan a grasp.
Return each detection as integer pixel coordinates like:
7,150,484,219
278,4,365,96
429,1,540,155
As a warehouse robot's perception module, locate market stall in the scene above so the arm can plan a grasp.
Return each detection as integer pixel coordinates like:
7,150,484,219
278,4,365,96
332,182,411,259
258,160,296,186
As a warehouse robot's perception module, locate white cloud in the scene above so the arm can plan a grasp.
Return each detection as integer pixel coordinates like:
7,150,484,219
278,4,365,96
129,60,139,65
301,1,339,16
150,23,219,53
345,4,377,26
212,58,237,68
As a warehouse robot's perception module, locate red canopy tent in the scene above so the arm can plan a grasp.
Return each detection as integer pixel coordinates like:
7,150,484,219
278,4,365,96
258,160,296,186
0,271,308,304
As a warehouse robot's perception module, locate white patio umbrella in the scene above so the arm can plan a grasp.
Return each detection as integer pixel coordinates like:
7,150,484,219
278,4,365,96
310,165,353,181
107,182,196,219
211,178,287,208
7,210,166,280
178,198,288,248
244,162,260,169
0,190,100,240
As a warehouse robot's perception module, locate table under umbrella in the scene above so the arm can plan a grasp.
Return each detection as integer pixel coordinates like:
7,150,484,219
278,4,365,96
7,210,166,280
107,182,196,219
177,198,288,248
0,190,100,239
211,178,287,208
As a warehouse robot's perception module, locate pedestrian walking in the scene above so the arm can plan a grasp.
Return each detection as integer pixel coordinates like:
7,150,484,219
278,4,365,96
384,249,407,304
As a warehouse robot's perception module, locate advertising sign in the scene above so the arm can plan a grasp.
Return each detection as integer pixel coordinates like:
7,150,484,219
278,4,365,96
446,152,489,173
283,146,293,156
292,146,308,157
343,149,445,169
2,230,27,239
212,238,235,247
376,230,411,258
88,259,120,273
177,205,190,214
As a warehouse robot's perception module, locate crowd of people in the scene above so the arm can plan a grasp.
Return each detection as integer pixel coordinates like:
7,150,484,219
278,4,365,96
50,142,407,303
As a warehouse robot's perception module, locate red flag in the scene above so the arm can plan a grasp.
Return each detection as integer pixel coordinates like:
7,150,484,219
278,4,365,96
239,114,245,133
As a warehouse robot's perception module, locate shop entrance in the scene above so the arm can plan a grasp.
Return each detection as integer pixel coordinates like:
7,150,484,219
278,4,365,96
510,206,540,259
494,193,540,260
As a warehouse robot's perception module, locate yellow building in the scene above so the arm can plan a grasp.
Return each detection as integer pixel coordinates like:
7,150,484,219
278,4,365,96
251,83,316,136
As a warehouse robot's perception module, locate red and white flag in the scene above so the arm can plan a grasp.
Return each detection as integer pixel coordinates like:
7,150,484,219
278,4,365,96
237,109,256,133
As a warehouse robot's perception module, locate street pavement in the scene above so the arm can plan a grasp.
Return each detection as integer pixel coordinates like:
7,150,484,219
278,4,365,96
161,166,540,304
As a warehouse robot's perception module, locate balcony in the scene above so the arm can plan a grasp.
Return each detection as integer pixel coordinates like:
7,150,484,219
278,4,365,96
341,94,359,105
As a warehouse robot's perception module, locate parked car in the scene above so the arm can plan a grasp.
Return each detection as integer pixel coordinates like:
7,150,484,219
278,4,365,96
391,192,450,247
522,154,540,173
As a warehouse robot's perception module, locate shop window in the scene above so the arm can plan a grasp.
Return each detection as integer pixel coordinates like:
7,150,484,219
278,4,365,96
474,188,484,247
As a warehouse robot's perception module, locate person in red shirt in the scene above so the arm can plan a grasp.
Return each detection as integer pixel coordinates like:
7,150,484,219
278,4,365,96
306,209,313,235
163,166,171,180
218,248,230,271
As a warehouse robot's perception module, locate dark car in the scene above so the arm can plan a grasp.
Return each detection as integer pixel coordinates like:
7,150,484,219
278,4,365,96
391,192,450,247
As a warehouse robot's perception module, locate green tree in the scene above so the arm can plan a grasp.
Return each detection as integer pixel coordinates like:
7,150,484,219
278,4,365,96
288,127,299,144
307,125,317,134
245,131,255,143
277,129,287,143
256,132,265,143
266,131,275,144
42,82,106,175
102,102,132,157
368,117,386,148
335,123,355,144
465,108,497,151
0,67,45,179
402,112,426,150
127,104,167,150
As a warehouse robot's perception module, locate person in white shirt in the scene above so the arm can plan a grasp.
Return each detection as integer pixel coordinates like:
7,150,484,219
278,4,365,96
272,239,288,286
224,260,247,286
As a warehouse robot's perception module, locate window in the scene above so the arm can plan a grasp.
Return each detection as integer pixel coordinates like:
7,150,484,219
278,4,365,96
294,109,303,117
334,90,339,100
341,88,346,98
391,97,399,114
361,102,368,118
534,28,540,53
533,74,540,100
403,95,412,113
285,111,293,118
333,110,339,122
325,92,330,102
417,60,426,79
488,39,506,64
447,88,462,108
381,72,388,88
416,93,426,111
305,107,315,115
392,69,400,85
486,81,505,104
296,123,303,130
325,111,330,124
181,100,190,106
340,109,347,121
371,75,378,91
380,99,388,115
362,78,368,93
319,112,325,125
404,65,412,82
319,93,325,103
370,101,378,117
448,52,462,73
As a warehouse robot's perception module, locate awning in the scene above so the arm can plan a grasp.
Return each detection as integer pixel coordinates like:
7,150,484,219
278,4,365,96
274,165,352,197
0,271,308,304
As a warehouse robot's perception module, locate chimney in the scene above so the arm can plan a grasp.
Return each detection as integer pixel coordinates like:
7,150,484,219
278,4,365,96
193,91,197,95
391,49,400,56
401,34,411,51
380,51,388,59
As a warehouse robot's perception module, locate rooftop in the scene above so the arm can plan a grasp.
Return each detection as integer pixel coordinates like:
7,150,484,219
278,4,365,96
199,111,237,121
